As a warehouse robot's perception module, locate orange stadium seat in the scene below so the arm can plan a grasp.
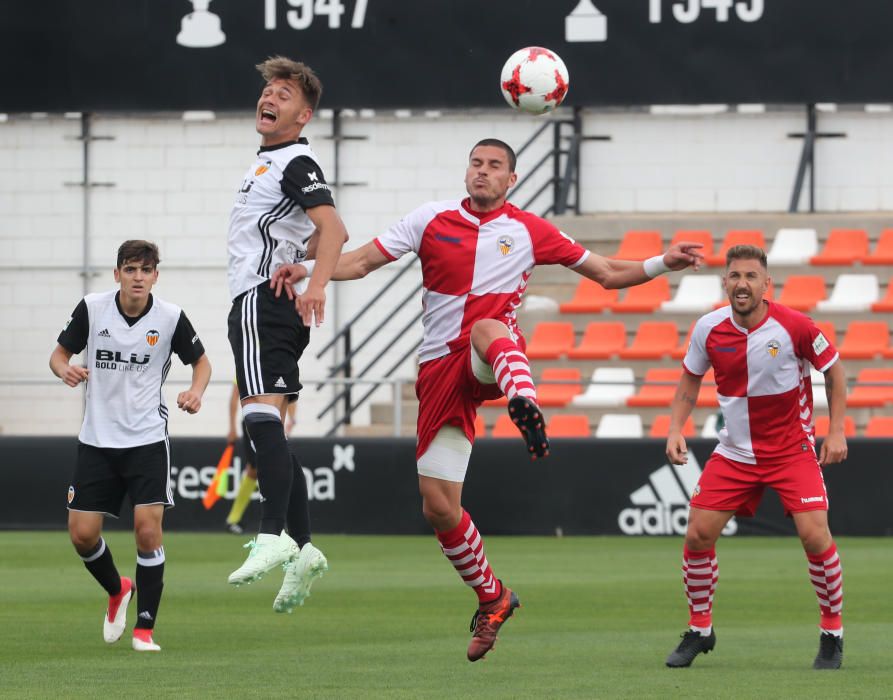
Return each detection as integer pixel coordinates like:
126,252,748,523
547,414,592,437
837,321,889,359
537,368,582,407
814,321,837,347
671,230,714,260
864,229,893,265
612,230,663,260
776,275,827,312
846,368,893,408
567,321,626,359
649,414,695,438
474,414,485,437
618,321,679,359
559,278,618,314
491,414,518,438
696,369,719,407
705,230,767,267
525,322,575,359
870,278,893,313
611,276,670,313
627,368,682,407
810,228,869,266
671,322,696,360
864,416,893,437
813,415,856,438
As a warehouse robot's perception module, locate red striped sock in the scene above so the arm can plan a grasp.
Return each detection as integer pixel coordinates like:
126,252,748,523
435,509,501,603
807,542,843,632
683,545,718,629
485,337,536,402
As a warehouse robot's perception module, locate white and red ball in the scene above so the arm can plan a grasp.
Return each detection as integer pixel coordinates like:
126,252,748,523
500,47,570,115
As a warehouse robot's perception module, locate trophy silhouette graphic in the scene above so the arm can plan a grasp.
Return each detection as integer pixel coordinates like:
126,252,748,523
177,0,226,48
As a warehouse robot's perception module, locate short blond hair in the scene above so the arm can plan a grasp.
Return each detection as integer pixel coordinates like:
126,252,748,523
256,56,323,111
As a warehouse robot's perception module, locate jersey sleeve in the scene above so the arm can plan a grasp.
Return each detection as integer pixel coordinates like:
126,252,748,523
281,156,336,210
57,299,89,354
171,311,205,365
682,318,711,377
797,316,839,372
374,204,430,261
526,216,589,268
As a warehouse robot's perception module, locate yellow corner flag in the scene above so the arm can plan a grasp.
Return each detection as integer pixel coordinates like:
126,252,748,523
202,443,234,510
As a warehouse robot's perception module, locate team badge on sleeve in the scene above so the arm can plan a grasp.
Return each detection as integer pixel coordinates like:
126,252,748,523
498,235,514,256
812,333,829,355
146,330,160,347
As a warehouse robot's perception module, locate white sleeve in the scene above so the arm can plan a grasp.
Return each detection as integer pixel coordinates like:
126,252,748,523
375,203,435,260
682,318,711,376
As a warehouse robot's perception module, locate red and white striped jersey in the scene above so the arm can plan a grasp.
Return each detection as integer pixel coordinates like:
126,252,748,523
683,301,839,464
375,198,588,363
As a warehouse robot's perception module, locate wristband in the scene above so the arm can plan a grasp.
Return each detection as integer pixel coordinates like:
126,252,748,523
643,255,670,278
300,259,316,277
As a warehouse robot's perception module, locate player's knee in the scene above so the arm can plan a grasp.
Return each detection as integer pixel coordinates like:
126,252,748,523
134,522,162,551
470,319,507,349
242,403,284,446
68,523,100,553
798,525,832,554
684,525,718,551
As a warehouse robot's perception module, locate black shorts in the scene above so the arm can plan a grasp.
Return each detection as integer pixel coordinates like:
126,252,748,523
228,282,309,401
68,440,173,517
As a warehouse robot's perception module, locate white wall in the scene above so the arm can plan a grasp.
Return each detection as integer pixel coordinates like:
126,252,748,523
1,106,891,436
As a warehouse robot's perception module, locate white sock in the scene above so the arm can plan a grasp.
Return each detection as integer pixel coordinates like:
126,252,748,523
821,627,843,638
690,624,712,637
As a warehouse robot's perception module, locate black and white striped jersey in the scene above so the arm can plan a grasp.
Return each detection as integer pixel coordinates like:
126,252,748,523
227,137,336,300
57,290,205,448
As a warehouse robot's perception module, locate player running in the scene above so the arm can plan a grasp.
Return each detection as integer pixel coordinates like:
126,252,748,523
50,240,211,652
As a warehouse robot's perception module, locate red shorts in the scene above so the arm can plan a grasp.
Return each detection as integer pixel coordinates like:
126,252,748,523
414,346,503,461
690,451,829,517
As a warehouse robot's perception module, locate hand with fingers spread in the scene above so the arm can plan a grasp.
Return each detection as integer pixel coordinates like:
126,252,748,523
270,263,309,301
296,282,326,327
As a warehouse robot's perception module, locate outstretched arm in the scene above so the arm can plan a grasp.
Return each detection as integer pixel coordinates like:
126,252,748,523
666,371,704,465
271,241,392,299
819,360,848,466
574,242,704,289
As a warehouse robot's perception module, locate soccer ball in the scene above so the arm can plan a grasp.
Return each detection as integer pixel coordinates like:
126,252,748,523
500,47,570,115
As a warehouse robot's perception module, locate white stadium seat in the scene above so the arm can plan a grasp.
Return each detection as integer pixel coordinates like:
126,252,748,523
572,367,636,407
595,413,643,438
767,228,818,265
660,275,723,313
700,413,720,439
815,274,879,312
811,367,828,409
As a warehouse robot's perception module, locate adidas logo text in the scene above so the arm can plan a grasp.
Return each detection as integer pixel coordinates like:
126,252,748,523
617,454,737,536
274,376,287,388
98,328,111,337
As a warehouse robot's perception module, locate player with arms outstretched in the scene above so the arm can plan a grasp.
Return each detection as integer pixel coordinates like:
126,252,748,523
273,138,703,660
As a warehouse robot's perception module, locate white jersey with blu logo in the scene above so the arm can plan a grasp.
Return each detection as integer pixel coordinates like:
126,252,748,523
57,290,205,448
227,137,336,300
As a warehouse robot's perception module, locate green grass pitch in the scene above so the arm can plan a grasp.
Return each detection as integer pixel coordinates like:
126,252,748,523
1,533,891,699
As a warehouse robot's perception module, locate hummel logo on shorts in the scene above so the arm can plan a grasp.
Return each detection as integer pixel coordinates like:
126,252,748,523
274,376,287,388
98,328,111,337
